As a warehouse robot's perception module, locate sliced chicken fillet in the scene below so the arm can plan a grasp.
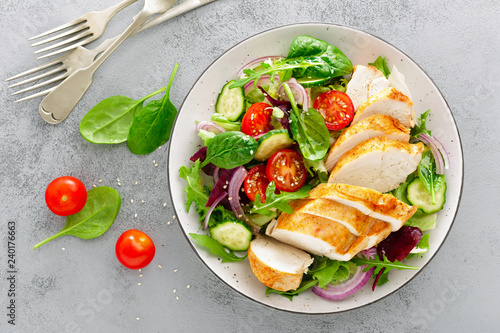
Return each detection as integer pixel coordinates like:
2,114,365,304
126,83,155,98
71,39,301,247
328,136,424,193
325,114,410,171
345,65,385,111
308,183,418,231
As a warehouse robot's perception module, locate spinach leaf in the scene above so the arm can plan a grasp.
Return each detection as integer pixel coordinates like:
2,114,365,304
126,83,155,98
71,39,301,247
251,182,311,216
283,83,330,161
368,56,391,78
230,35,352,89
189,233,247,263
80,87,165,144
34,186,121,249
410,109,432,137
127,64,179,155
417,151,446,204
201,131,257,169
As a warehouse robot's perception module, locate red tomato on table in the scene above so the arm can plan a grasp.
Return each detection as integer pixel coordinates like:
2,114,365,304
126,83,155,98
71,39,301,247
313,90,355,130
115,229,156,270
244,165,270,203
266,149,307,192
45,176,87,216
241,102,273,136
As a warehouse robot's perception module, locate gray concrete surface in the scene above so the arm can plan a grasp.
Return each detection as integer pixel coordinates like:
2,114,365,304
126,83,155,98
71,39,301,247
0,0,499,332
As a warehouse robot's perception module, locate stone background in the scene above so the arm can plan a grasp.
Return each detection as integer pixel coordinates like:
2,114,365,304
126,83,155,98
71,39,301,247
0,0,499,332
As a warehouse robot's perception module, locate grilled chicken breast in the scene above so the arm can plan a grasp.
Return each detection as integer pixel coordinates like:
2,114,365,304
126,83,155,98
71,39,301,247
308,183,418,231
351,87,415,128
248,236,313,291
345,65,386,111
328,136,424,193
325,114,410,171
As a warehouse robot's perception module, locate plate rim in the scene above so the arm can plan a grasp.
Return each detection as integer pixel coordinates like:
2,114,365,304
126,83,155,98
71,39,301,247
166,21,464,314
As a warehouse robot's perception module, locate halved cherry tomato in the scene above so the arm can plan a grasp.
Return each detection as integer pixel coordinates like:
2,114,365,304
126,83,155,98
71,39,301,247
313,90,355,130
244,165,270,203
115,229,156,270
266,149,307,192
45,176,87,216
241,102,273,136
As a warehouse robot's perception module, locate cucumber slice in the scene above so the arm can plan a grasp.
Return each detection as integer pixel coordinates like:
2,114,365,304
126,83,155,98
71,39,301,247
248,211,279,227
254,129,294,161
215,80,245,121
407,178,446,214
296,76,332,88
210,220,252,251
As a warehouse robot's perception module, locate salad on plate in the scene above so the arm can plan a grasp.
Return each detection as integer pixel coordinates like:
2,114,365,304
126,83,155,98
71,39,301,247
179,35,448,301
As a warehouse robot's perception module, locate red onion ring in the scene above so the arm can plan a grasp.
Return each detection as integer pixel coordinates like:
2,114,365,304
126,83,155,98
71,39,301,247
277,78,309,110
203,192,227,230
236,56,284,78
243,74,279,96
196,121,225,134
228,166,261,234
418,134,449,174
312,248,376,301
213,167,220,184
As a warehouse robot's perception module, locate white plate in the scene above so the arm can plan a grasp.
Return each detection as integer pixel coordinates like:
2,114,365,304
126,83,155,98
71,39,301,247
167,23,463,313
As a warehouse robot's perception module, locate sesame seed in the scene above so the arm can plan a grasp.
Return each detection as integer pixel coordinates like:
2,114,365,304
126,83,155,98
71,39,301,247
186,285,191,289
167,221,171,225
135,181,139,185
139,274,143,278
139,269,142,272
173,289,176,293
163,203,167,207
136,317,141,321
172,215,176,220
93,184,96,188
176,296,179,301
134,213,138,218
141,200,145,204
98,179,103,183
117,178,120,182
174,269,178,273
155,163,159,167
138,283,142,286
61,248,65,251
130,199,134,204
153,160,156,164
158,265,162,269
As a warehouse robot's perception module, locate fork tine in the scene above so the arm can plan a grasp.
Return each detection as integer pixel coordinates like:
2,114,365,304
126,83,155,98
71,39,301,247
14,87,56,103
5,57,63,81
36,36,95,59
30,24,89,47
11,74,69,96
28,18,87,41
34,30,93,55
8,66,66,88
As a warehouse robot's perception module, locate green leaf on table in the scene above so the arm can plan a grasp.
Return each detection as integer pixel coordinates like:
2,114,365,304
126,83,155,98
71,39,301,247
189,233,247,263
79,87,165,144
127,63,179,155
34,186,121,249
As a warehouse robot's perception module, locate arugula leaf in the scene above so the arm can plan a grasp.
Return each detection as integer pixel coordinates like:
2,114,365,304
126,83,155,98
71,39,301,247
283,82,330,161
127,64,179,155
202,131,257,169
368,56,391,78
308,256,352,288
265,279,319,301
417,151,446,204
250,182,311,216
34,187,121,249
410,109,432,137
189,233,247,263
80,87,165,144
351,255,419,276
230,35,352,89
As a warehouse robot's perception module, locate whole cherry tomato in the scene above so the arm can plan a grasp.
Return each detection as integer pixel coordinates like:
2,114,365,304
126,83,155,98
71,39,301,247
45,176,87,216
115,229,156,270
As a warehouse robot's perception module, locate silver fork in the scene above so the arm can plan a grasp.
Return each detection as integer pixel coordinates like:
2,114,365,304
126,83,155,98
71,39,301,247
39,0,179,124
30,0,138,59
6,0,217,103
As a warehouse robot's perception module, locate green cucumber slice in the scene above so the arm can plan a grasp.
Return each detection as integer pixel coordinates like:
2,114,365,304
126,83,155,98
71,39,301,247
407,178,446,214
210,220,252,251
254,129,294,161
296,76,332,88
215,80,245,121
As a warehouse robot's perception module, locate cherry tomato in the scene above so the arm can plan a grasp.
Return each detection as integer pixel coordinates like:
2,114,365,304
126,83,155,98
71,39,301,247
115,229,156,270
313,90,355,130
266,149,307,192
241,102,273,136
244,165,270,203
45,176,87,216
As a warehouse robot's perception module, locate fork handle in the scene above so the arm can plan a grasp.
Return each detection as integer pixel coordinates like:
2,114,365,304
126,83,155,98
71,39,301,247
39,1,176,124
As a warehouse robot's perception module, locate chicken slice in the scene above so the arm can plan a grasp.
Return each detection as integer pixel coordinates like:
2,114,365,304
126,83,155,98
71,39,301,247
369,76,391,97
328,136,424,193
308,183,417,231
345,65,385,111
351,87,415,128
248,236,313,291
325,114,410,171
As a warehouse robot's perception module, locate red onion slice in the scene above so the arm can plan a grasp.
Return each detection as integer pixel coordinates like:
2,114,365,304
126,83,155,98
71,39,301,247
277,78,309,110
203,192,227,230
312,248,376,301
196,121,225,134
243,74,279,96
228,166,261,234
213,167,220,184
236,56,284,78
